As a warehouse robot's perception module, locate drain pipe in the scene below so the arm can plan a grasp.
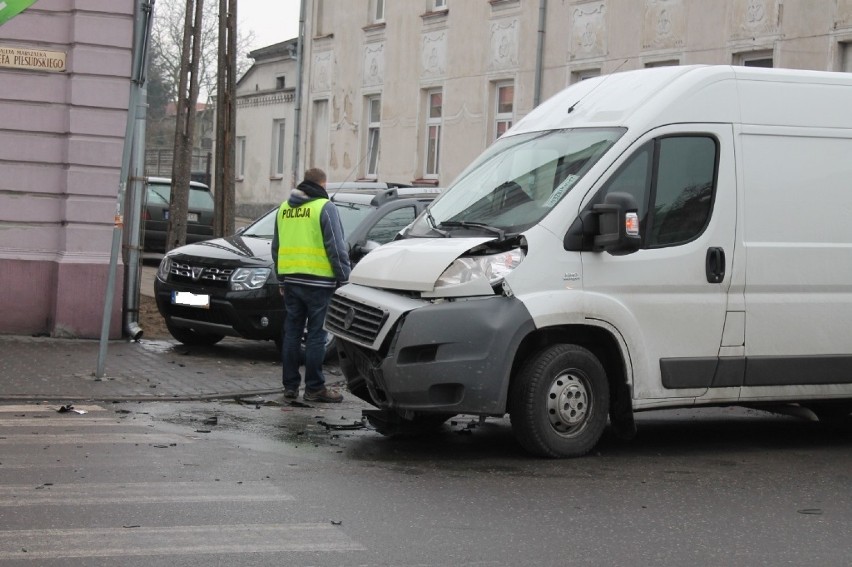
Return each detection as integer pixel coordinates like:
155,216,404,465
97,0,153,376
123,83,148,342
533,0,547,107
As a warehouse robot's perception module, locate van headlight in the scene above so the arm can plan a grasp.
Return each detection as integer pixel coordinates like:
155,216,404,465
157,256,172,281
435,248,524,288
230,267,272,291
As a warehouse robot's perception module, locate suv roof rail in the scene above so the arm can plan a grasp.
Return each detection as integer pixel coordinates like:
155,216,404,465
370,188,398,206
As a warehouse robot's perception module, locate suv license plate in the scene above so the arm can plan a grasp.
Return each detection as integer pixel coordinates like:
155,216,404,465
162,211,199,222
172,291,210,308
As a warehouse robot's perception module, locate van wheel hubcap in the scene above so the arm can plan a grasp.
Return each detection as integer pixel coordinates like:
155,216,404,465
547,372,589,436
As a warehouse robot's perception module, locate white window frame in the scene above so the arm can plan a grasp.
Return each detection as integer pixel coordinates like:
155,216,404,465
840,42,852,73
424,88,443,179
735,50,773,68
494,81,514,141
271,119,286,178
372,0,385,23
434,0,448,11
235,136,246,180
570,68,600,84
365,95,381,179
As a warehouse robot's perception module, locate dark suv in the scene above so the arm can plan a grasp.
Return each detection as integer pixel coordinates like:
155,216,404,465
153,183,440,353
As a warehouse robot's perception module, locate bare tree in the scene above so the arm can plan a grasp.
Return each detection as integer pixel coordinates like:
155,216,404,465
165,0,204,252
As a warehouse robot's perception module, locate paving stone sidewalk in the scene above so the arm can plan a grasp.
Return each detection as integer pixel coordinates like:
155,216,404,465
0,334,300,402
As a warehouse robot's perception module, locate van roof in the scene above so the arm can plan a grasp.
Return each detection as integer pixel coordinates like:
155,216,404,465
511,65,852,135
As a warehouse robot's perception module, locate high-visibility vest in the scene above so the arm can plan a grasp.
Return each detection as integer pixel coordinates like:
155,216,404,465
275,199,334,277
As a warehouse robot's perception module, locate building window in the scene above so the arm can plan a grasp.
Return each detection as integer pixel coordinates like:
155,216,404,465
424,89,443,178
736,50,773,67
365,96,381,178
275,76,286,90
571,68,600,84
236,136,246,180
841,42,852,73
271,119,286,178
434,0,448,10
494,82,514,140
372,0,384,23
645,60,678,68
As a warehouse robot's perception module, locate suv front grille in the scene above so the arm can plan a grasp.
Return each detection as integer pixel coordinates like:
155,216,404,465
326,294,387,345
169,261,234,288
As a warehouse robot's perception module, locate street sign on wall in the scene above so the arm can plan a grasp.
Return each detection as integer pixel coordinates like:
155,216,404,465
0,1,39,26
0,45,65,71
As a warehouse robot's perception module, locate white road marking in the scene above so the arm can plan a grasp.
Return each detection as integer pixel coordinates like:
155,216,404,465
0,417,128,427
0,433,189,445
0,524,365,558
0,481,294,506
0,404,107,413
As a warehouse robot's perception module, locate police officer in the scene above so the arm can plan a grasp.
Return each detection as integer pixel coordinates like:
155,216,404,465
272,168,351,402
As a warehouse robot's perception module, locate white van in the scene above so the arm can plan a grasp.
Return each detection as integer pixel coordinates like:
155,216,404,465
325,65,852,458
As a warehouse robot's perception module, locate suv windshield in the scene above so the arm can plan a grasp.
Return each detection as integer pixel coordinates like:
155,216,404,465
240,198,385,239
148,183,213,209
408,127,624,237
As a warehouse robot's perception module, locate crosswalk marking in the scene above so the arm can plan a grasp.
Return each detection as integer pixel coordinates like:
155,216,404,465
0,481,294,506
0,404,107,413
0,432,191,445
0,523,365,559
0,417,130,427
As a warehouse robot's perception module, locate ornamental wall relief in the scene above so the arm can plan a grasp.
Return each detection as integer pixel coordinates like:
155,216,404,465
642,0,686,50
363,42,385,87
422,31,447,79
311,51,333,93
488,19,519,71
570,2,606,60
730,0,779,39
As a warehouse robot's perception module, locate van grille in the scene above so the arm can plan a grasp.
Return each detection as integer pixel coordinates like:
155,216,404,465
326,294,387,345
169,261,234,288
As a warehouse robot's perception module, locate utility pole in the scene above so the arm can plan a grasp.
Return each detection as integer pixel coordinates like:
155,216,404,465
213,0,236,237
166,0,204,251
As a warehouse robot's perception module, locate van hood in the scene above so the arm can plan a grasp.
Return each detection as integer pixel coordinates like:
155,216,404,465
350,237,492,291
168,235,272,266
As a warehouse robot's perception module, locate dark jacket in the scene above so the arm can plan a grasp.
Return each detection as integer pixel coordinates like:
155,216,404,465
271,180,351,288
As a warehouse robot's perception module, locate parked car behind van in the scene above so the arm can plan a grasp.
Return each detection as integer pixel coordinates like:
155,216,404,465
143,177,215,253
154,183,440,355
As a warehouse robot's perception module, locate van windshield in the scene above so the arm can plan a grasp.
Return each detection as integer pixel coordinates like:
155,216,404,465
409,127,625,237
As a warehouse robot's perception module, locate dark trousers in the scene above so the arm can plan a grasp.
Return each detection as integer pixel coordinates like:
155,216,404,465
281,282,334,392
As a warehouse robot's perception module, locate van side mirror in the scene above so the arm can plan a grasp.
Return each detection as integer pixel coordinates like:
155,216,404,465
592,192,641,255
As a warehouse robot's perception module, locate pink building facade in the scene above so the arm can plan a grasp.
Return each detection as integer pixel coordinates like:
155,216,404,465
0,1,134,338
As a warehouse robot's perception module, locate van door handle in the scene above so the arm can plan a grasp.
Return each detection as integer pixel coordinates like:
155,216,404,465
706,247,725,283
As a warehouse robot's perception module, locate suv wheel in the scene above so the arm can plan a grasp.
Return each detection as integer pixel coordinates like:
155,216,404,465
165,319,224,346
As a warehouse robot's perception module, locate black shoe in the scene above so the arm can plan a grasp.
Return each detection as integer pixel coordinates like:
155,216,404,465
303,388,343,403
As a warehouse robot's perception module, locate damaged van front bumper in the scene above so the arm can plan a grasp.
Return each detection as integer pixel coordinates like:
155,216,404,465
327,284,536,415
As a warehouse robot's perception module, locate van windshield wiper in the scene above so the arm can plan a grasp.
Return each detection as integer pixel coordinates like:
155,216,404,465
425,209,450,237
438,220,506,241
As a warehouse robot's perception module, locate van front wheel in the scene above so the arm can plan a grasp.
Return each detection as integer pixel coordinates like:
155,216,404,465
509,344,609,458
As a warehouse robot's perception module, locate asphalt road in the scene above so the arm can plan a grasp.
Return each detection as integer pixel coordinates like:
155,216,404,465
2,399,850,566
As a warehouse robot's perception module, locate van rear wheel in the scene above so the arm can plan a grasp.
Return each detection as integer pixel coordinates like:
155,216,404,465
509,344,609,458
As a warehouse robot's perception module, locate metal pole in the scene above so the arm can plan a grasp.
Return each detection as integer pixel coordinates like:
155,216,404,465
291,0,306,184
97,0,155,377
534,0,547,107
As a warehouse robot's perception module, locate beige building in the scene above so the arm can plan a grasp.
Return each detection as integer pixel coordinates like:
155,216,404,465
296,0,852,187
234,38,299,217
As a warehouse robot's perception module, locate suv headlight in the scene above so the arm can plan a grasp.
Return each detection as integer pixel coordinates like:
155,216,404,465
230,267,272,291
157,256,172,281
435,248,524,289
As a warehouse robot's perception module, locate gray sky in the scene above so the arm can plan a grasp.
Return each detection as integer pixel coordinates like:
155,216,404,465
239,0,301,51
